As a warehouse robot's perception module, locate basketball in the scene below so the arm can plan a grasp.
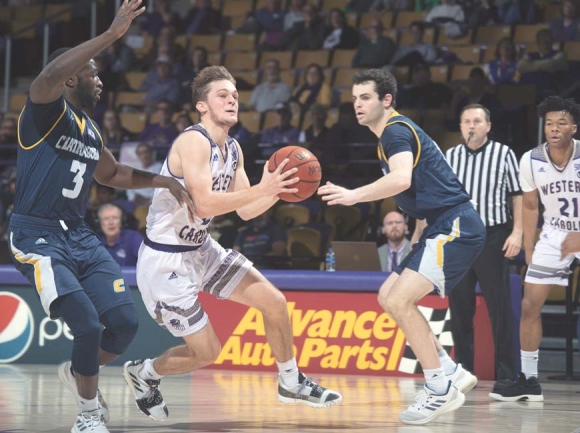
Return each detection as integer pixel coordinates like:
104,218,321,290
268,146,322,203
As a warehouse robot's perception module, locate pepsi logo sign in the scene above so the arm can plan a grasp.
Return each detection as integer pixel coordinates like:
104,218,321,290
0,292,35,363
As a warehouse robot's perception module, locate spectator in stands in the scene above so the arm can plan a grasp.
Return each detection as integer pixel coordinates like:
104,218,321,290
378,211,411,272
102,109,133,157
498,0,522,24
126,143,163,206
155,25,185,65
550,0,580,42
466,0,499,27
352,19,396,68
284,0,306,31
234,208,287,264
248,59,292,113
237,0,286,49
137,100,178,152
518,29,568,97
426,0,465,38
175,113,192,132
182,0,222,35
484,37,521,84
322,8,359,50
282,3,325,51
261,103,301,145
399,63,452,109
368,0,413,11
141,0,180,37
445,67,503,131
291,63,333,111
298,103,330,147
102,38,136,74
390,21,439,65
0,117,17,144
140,55,181,106
229,121,252,148
180,46,210,103
326,102,377,159
97,203,143,267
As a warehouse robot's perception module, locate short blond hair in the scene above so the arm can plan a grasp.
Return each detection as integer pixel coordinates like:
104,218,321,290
191,66,236,111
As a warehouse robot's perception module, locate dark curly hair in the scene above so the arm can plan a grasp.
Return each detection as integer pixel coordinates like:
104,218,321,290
352,68,397,107
537,96,580,124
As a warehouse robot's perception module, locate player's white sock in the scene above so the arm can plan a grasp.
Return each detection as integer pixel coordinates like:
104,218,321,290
78,395,99,413
438,349,457,376
139,358,163,381
521,350,539,379
424,367,448,395
277,358,299,388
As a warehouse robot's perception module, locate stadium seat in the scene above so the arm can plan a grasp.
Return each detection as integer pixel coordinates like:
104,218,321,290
514,24,549,44
323,205,362,241
438,29,473,46
115,92,146,108
447,45,482,64
190,34,222,52
274,204,311,228
259,51,293,69
222,0,253,16
450,64,483,81
333,68,363,87
399,26,436,46
321,0,349,11
294,50,330,68
9,93,27,112
474,25,512,45
234,70,259,87
223,33,257,51
429,65,449,83
287,226,323,257
45,4,72,22
119,113,147,134
331,50,357,68
237,111,262,133
223,51,258,70
394,11,427,28
124,72,147,91
564,41,580,61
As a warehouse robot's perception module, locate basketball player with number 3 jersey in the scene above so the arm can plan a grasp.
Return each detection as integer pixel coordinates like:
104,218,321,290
491,96,580,403
7,2,194,432
123,66,341,422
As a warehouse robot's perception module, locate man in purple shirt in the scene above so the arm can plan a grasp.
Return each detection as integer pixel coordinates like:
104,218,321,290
98,203,143,267
140,55,181,106
261,103,301,152
137,100,178,154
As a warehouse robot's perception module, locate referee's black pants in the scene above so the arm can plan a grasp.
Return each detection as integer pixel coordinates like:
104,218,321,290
449,223,515,381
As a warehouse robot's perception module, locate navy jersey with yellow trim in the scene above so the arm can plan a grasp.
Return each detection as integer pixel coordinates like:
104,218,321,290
14,96,104,220
379,112,470,222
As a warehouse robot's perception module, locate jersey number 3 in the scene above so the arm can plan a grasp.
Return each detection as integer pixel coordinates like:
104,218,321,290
62,160,87,199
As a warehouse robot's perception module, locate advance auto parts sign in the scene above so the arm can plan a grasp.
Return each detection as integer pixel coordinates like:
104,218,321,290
202,291,452,376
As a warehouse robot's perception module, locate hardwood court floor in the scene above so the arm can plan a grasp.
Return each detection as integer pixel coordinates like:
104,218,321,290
1,364,579,433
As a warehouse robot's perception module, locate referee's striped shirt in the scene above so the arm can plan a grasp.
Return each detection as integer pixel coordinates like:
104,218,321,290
445,140,522,227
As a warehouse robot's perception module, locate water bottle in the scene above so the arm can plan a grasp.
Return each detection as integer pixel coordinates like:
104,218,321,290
325,246,336,272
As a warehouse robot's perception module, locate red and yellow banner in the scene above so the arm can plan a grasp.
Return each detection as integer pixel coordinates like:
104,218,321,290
201,292,495,379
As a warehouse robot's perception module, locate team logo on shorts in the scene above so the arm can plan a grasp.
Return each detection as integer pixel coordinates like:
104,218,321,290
0,292,35,363
169,319,185,331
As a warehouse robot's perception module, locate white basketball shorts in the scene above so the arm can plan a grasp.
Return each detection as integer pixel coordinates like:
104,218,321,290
136,237,252,337
526,225,580,286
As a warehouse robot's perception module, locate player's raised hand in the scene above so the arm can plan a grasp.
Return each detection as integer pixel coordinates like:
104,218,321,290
109,0,146,39
318,181,357,206
259,159,299,197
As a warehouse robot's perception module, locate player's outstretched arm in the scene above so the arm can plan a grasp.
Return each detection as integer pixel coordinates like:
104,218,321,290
29,0,145,104
176,131,298,220
522,190,539,265
318,151,413,206
94,147,195,217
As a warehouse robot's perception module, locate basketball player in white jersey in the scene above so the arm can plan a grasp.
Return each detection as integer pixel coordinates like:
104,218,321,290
123,66,342,420
491,96,580,402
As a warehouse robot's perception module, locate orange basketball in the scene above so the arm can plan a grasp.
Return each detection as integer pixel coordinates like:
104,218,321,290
268,146,322,203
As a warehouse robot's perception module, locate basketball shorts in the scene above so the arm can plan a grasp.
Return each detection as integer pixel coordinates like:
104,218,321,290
399,202,486,297
525,225,580,286
9,214,133,319
136,236,252,337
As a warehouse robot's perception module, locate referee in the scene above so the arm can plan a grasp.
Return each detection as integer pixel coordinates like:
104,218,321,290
445,103,522,390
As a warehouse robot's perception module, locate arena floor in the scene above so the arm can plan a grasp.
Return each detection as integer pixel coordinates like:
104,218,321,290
1,364,579,432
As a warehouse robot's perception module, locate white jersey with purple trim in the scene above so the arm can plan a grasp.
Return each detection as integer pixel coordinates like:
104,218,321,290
519,140,580,232
145,123,239,247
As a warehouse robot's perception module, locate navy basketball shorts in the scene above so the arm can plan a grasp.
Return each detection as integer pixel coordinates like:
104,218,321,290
9,215,134,319
398,202,486,297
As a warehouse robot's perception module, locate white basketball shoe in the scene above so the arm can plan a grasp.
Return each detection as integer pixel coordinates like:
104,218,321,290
399,381,465,425
447,363,478,393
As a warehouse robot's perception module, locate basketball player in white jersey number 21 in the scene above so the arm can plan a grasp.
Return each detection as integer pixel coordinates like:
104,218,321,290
123,66,342,420
491,96,580,402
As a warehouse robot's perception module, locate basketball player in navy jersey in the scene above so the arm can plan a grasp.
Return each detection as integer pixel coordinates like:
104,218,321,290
8,1,193,432
318,68,486,425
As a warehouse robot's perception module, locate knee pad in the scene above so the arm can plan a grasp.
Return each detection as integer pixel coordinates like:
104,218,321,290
56,291,102,376
100,304,139,355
